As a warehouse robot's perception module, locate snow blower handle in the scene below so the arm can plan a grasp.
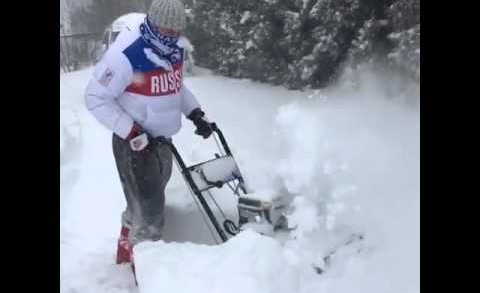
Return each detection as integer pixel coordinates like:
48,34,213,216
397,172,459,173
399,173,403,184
155,123,230,168
155,133,230,243
210,123,232,156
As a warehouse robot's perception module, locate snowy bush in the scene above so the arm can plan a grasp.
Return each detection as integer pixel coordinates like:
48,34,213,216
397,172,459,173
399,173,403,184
386,0,420,81
188,0,420,90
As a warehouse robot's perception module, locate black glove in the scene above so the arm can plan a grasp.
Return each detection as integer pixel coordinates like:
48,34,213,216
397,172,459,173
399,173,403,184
187,108,213,139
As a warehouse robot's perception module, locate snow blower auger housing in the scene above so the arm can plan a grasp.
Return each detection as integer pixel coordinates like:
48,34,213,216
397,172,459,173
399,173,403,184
158,123,288,243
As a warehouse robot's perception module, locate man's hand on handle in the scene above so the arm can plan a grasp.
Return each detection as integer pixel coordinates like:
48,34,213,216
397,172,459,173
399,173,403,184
187,108,214,139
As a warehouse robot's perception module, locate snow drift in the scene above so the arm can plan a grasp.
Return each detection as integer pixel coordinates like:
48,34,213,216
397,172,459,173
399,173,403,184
60,65,419,293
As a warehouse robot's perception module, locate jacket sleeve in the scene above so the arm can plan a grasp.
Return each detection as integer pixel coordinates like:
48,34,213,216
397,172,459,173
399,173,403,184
180,85,201,117
84,52,134,139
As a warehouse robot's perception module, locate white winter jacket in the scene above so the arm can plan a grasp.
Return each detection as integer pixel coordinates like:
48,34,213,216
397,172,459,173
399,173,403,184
85,17,200,139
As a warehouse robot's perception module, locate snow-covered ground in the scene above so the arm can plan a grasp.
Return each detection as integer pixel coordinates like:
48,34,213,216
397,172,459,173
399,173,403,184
60,66,419,293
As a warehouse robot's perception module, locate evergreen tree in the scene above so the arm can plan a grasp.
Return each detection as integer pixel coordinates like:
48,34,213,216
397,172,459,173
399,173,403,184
188,0,419,89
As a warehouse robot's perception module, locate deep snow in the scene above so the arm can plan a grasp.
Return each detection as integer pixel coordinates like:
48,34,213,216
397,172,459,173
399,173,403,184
60,66,419,293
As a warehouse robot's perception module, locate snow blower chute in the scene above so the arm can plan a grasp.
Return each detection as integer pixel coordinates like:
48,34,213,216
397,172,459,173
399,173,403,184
158,123,289,243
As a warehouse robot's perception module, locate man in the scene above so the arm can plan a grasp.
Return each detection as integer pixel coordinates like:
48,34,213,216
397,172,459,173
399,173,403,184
85,0,213,266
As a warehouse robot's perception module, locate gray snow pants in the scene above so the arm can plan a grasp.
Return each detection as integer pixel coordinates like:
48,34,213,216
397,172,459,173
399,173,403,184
112,134,173,246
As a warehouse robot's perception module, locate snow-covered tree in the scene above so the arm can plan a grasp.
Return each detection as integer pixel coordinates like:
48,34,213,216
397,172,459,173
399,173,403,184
386,0,420,81
187,0,420,89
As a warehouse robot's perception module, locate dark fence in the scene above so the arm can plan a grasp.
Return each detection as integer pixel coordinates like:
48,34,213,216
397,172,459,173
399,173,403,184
60,32,103,72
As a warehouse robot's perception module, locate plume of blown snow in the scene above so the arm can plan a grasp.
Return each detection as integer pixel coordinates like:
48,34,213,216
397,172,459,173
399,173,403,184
269,63,419,292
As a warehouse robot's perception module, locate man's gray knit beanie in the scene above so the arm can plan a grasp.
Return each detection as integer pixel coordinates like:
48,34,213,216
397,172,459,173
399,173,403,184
148,0,186,31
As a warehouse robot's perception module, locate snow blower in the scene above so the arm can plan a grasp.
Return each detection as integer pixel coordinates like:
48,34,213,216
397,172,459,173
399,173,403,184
158,123,289,243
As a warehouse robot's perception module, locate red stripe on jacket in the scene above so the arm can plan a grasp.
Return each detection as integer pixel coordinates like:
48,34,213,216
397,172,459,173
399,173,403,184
126,64,183,96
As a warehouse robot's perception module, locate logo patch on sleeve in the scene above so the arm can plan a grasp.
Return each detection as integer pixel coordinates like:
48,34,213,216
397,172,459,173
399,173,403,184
98,67,115,86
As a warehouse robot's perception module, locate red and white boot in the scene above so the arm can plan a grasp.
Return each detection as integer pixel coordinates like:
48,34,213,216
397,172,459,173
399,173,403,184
116,226,134,264
116,226,138,285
